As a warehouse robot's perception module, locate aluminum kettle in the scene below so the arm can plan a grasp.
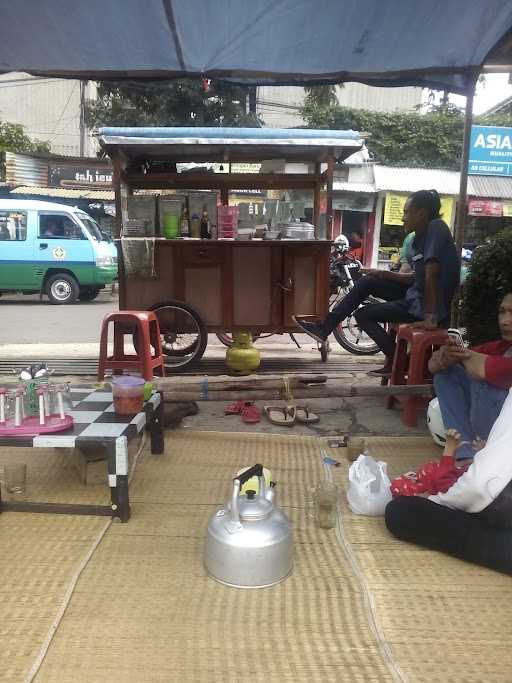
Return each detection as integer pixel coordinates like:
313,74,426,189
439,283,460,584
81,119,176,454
204,463,293,588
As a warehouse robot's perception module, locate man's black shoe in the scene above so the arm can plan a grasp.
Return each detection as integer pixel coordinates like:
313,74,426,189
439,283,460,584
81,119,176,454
292,316,328,343
367,364,392,378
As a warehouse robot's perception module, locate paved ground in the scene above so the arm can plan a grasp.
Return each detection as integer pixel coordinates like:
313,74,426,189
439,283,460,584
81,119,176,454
0,290,431,441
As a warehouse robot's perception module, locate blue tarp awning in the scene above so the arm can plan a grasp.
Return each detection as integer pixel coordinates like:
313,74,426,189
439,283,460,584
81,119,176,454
1,0,512,93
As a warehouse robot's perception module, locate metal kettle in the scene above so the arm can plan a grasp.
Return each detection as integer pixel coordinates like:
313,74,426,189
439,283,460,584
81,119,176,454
204,463,293,588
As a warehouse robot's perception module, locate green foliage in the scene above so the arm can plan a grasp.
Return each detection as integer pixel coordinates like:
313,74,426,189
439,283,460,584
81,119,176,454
301,100,512,169
303,85,338,109
85,80,262,130
462,229,512,345
0,120,50,179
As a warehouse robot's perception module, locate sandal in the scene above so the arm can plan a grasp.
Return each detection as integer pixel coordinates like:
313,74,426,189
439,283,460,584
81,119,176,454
225,400,247,415
296,405,319,424
241,402,261,424
264,405,296,426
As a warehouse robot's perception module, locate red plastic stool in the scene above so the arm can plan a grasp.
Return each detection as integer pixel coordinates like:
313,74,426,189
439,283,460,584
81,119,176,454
98,311,165,382
387,325,449,427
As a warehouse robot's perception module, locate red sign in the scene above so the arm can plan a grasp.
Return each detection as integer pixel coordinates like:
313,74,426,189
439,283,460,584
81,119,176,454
468,199,503,217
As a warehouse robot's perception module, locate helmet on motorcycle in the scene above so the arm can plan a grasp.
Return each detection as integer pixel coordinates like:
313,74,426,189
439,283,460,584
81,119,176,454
333,234,349,253
427,397,446,447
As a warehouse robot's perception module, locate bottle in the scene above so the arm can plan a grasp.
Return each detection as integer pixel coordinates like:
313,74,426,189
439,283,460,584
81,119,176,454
200,205,210,239
190,213,201,238
180,205,190,237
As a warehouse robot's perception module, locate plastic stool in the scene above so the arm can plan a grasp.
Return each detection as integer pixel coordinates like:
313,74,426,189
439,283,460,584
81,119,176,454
98,311,165,382
387,325,449,427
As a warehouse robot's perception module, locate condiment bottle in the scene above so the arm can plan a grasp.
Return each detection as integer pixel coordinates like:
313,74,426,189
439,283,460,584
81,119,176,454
180,205,190,237
200,205,210,239
190,213,201,238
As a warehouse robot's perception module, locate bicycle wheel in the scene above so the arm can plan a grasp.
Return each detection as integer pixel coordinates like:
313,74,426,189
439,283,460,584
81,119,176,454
149,300,208,369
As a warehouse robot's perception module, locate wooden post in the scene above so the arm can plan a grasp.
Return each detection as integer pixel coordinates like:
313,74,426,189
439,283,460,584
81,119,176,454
313,162,321,239
326,150,334,240
221,187,229,206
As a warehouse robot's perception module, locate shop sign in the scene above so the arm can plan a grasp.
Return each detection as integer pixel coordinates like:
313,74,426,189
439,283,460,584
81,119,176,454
468,199,503,217
469,125,512,177
503,202,512,217
384,193,455,226
49,162,113,188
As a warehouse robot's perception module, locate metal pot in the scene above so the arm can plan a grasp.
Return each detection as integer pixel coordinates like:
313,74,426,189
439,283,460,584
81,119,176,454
204,463,293,588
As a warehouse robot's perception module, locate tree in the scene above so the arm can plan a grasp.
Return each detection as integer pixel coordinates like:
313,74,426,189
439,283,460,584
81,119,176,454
303,85,338,109
301,99,512,169
85,80,262,130
0,120,50,179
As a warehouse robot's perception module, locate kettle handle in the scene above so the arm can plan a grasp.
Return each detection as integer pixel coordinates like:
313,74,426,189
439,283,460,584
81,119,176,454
234,463,263,487
231,463,264,524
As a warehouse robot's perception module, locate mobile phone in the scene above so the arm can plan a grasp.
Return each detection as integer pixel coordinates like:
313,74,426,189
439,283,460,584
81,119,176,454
447,328,464,347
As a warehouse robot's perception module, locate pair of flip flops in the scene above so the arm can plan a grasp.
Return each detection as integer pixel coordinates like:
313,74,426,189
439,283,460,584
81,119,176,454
263,404,319,426
224,400,261,423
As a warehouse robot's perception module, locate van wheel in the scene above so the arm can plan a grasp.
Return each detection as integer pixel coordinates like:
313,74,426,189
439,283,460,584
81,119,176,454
46,273,79,304
79,287,100,302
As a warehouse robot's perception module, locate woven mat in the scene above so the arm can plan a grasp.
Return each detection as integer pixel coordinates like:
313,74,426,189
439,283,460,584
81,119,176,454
2,432,512,682
26,432,396,683
327,436,512,683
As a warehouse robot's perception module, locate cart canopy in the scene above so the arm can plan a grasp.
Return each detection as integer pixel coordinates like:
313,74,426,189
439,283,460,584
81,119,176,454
98,127,365,164
2,0,512,93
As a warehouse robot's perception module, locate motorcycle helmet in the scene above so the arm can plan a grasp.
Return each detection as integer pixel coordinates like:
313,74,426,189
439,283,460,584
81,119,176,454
333,234,349,253
427,397,446,447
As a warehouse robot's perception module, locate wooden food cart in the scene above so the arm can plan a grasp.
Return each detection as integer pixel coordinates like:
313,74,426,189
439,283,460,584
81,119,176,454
99,128,363,368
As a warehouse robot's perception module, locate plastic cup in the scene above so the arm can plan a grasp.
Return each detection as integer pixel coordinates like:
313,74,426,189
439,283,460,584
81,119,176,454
4,462,27,494
163,214,179,239
112,376,145,415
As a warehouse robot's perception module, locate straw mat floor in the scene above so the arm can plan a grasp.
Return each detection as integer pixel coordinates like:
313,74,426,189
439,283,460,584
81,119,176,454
1,432,511,682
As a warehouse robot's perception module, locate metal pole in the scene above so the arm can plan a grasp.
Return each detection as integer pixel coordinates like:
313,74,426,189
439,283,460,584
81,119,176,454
454,73,478,256
452,71,478,326
79,80,86,157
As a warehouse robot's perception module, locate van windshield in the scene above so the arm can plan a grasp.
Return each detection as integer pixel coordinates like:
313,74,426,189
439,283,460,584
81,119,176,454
78,214,103,241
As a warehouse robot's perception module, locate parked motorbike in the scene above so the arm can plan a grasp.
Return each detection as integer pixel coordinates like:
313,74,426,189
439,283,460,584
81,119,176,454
329,242,381,355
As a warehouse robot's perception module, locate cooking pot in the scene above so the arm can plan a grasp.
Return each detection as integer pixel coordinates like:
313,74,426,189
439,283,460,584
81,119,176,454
204,463,293,588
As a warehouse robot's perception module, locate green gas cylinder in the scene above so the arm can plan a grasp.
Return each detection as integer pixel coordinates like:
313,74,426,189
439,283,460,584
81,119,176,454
226,331,261,375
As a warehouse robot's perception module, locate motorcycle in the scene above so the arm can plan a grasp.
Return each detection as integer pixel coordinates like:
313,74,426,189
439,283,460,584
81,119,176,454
328,241,381,355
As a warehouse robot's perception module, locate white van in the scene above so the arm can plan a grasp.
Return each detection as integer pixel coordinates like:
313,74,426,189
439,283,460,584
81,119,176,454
0,199,117,303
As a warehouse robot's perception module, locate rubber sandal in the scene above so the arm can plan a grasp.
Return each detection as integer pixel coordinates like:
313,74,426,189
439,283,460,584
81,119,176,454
264,405,296,426
224,400,247,415
241,402,261,424
296,405,319,424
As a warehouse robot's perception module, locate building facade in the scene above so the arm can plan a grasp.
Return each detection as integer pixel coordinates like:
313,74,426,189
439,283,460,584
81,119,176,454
0,73,97,156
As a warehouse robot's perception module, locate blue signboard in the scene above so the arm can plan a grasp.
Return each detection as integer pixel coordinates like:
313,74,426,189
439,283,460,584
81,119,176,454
469,125,512,176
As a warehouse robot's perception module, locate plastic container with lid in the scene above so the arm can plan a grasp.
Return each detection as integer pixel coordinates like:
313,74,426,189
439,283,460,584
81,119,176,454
112,376,145,415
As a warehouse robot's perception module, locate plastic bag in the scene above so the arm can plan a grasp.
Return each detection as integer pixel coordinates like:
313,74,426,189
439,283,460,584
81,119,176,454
347,454,392,516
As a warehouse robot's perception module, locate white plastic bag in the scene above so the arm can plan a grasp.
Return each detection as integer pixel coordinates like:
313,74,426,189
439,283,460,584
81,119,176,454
347,454,392,516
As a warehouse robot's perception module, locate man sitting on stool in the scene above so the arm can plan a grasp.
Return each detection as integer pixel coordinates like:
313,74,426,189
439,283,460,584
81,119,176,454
294,190,460,377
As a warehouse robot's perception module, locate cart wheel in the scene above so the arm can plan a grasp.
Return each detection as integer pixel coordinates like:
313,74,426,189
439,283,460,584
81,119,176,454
148,300,208,370
319,340,330,362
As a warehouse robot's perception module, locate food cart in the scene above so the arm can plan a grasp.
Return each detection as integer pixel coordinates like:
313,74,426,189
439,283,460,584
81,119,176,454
99,127,364,369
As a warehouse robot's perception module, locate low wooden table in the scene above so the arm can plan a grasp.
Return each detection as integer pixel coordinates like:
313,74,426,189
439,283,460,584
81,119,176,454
0,385,164,522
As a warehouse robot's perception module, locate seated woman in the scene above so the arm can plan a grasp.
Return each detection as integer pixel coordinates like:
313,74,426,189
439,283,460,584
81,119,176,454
386,388,512,574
